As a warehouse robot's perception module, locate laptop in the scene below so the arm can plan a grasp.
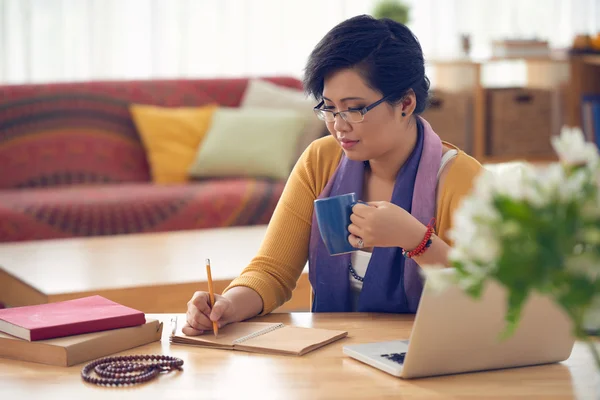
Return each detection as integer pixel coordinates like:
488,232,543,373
343,268,575,379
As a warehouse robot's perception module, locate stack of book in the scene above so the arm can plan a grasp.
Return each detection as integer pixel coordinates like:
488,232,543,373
0,296,162,366
582,95,600,147
491,39,550,59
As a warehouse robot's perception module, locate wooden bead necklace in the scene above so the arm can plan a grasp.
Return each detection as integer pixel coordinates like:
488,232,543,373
81,355,184,387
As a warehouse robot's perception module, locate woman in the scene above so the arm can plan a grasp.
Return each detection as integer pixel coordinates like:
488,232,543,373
183,15,482,335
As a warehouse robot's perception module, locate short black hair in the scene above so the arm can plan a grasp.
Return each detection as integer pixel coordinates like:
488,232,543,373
303,14,430,114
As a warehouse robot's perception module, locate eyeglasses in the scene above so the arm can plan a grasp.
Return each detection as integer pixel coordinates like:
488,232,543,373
313,95,390,124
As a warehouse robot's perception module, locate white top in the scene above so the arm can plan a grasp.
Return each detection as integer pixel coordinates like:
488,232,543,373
349,149,458,309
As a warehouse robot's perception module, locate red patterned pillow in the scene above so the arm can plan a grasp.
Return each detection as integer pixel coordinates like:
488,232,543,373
0,93,152,188
0,77,304,189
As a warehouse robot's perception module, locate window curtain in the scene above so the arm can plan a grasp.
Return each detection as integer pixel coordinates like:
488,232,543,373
0,0,597,84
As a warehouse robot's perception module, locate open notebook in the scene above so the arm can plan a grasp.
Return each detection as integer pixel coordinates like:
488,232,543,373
170,320,348,356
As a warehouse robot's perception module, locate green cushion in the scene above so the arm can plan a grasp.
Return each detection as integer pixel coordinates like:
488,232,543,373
188,107,307,180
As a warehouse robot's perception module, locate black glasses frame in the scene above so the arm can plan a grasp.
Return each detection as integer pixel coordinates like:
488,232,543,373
313,95,391,123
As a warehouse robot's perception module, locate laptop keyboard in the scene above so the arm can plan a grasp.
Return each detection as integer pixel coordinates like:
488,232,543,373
380,352,406,364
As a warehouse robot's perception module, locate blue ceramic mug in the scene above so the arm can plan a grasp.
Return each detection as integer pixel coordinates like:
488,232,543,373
314,192,358,255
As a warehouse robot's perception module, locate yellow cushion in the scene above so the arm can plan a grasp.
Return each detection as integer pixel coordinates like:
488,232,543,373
130,104,218,184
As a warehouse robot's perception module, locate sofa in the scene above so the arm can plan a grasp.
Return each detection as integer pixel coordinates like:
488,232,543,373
0,77,319,242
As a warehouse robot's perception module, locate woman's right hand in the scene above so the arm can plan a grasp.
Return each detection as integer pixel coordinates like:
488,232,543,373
183,291,237,336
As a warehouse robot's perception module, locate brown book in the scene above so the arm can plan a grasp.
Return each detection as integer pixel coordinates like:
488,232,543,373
170,320,348,356
0,319,162,367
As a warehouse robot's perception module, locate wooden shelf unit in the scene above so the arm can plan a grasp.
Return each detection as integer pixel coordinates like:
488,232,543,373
429,57,569,164
566,54,600,130
582,54,600,66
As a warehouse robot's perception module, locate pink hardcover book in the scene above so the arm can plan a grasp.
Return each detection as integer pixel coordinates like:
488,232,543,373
0,296,146,341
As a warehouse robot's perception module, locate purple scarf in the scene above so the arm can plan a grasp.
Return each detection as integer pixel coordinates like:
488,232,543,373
308,117,442,313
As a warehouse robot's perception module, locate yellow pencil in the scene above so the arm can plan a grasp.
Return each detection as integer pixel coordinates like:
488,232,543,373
205,258,219,337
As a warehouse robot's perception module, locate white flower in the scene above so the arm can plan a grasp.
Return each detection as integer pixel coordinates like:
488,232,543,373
473,169,498,202
449,232,499,269
535,163,566,200
518,165,548,207
551,126,599,168
491,163,529,201
535,164,589,203
444,125,600,342
421,267,455,294
485,162,548,207
561,169,589,202
449,192,500,267
462,233,500,265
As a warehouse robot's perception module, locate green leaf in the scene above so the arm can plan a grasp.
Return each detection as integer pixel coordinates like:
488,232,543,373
466,280,485,298
499,289,529,340
494,196,533,223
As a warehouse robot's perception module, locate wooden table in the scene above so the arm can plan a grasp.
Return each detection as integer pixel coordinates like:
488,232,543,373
0,226,311,313
0,313,598,399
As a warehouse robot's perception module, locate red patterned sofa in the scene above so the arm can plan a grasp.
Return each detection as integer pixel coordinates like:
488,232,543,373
0,77,303,242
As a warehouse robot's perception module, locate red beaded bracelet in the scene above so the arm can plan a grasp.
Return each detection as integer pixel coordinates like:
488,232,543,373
402,218,436,259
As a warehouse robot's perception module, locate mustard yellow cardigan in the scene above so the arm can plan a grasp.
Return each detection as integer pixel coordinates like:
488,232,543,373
224,135,483,314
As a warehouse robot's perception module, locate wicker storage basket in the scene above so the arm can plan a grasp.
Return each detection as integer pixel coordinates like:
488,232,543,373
422,90,473,154
486,88,555,157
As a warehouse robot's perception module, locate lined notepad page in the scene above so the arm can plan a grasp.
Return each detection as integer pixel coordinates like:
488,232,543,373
239,326,348,355
175,322,283,346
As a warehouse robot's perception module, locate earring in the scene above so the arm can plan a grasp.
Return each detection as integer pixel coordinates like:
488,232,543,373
402,112,406,117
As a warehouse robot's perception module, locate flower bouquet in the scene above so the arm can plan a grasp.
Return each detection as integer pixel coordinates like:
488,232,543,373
427,127,600,369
